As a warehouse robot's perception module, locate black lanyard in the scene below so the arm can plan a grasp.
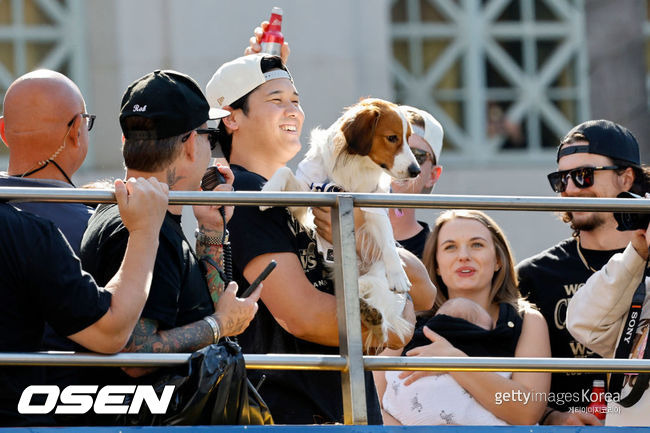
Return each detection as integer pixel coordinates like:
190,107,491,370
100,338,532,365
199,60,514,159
610,257,650,407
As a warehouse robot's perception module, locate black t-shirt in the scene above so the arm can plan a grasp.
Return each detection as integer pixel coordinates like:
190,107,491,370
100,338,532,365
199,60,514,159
0,203,111,426
0,175,93,256
405,303,524,357
396,221,430,259
229,164,381,425
80,205,214,384
0,175,94,391
517,237,621,411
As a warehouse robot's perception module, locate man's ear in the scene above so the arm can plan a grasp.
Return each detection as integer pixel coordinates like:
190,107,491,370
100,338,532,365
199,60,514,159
426,165,443,189
620,166,636,191
181,131,198,162
67,115,83,147
220,106,238,132
0,117,7,148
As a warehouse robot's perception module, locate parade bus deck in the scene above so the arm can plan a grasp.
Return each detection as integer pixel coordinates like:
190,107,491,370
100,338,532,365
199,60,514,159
1,187,649,431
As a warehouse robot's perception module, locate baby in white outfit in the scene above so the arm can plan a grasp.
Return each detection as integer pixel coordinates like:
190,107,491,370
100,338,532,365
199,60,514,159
382,297,510,425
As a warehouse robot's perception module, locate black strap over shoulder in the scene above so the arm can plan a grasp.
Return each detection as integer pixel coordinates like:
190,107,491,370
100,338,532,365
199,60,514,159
610,256,650,407
617,338,650,408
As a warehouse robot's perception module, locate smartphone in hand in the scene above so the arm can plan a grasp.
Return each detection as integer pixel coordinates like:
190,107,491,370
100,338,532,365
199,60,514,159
241,260,277,298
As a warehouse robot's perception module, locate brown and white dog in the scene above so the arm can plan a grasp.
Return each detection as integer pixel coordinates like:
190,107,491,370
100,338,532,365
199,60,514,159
261,98,421,348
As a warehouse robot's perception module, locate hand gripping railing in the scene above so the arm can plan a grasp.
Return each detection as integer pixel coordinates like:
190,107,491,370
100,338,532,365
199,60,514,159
2,187,650,425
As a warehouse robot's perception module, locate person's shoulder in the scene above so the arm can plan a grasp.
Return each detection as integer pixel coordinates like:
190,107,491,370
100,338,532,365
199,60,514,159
0,174,70,189
0,202,31,223
231,165,266,192
86,204,123,233
520,305,548,333
516,237,575,271
0,202,60,237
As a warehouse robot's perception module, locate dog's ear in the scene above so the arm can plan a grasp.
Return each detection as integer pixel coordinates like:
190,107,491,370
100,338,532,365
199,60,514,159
341,105,380,156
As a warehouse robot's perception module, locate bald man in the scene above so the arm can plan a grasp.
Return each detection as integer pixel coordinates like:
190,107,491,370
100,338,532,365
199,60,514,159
0,70,95,411
0,69,94,254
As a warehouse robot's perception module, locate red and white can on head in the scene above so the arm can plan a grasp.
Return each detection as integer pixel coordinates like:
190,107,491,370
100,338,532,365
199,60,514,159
261,7,284,57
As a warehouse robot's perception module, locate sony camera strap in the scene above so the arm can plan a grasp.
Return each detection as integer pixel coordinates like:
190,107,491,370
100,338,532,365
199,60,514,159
609,255,650,407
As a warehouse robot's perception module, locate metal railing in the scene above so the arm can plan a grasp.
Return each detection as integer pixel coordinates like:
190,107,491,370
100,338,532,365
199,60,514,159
2,187,650,425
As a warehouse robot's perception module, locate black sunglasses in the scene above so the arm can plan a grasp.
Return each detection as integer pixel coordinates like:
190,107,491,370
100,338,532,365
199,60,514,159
67,113,96,131
409,147,435,165
182,128,219,150
196,128,220,151
547,165,620,193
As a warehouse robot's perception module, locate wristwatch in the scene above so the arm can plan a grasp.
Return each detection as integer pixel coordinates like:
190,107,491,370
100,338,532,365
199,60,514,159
194,229,226,245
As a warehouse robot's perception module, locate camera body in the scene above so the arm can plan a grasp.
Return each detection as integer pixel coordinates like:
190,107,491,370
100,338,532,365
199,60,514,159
613,191,650,231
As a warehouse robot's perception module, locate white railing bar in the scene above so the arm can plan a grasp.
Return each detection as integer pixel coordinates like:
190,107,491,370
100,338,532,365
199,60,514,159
364,356,650,373
0,353,347,370
2,187,650,212
0,353,648,374
332,196,368,424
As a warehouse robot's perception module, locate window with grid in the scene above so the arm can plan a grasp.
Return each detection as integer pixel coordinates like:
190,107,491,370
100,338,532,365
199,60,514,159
391,0,589,163
0,0,87,158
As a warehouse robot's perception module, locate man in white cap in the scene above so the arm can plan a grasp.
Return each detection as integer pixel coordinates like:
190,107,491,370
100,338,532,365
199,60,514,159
205,54,434,425
389,106,444,258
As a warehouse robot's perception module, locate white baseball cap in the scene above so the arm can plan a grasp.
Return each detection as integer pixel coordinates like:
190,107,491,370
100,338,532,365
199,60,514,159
400,105,444,164
205,54,293,118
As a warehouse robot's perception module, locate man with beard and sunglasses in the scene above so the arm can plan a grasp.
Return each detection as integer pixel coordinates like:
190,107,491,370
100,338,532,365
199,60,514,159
516,119,650,425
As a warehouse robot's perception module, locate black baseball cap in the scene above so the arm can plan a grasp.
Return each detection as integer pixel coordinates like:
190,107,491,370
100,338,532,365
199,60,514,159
120,69,229,140
557,119,641,165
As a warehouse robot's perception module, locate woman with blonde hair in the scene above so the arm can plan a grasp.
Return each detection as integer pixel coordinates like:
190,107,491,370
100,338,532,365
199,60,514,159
376,210,551,425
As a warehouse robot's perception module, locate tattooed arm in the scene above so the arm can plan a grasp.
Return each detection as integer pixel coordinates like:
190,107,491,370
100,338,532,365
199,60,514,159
125,317,215,354
196,229,226,304
120,315,220,377
193,164,234,303
121,281,261,378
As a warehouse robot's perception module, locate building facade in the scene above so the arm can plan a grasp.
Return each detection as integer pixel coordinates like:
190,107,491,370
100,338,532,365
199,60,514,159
0,0,647,259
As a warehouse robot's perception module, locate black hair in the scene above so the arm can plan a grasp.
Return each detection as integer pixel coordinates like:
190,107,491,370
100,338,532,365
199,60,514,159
611,158,650,195
216,56,289,161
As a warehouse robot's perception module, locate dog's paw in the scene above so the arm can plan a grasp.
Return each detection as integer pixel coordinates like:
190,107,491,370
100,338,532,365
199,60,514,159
359,298,383,327
387,267,411,294
259,205,272,212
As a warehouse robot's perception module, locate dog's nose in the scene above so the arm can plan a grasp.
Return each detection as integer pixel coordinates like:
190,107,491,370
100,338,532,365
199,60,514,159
408,163,421,178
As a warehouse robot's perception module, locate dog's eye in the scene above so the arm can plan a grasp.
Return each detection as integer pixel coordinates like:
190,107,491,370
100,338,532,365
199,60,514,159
387,135,399,143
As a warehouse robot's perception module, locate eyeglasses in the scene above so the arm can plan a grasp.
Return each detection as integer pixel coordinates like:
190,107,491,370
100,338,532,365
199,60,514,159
67,113,96,131
547,166,620,193
410,147,435,165
182,128,219,150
